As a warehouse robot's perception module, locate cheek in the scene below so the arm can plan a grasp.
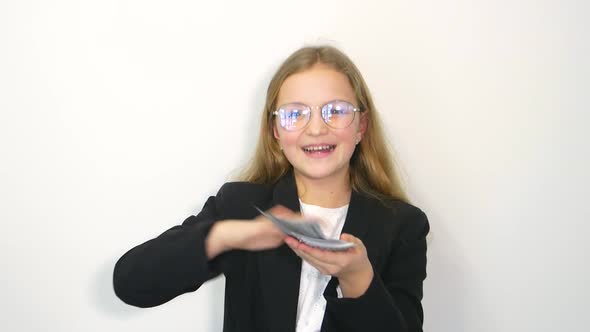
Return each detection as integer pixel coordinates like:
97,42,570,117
282,134,300,148
277,130,300,149
279,133,301,165
336,128,358,145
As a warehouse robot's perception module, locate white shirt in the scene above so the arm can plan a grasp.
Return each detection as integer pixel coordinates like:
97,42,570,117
295,200,349,332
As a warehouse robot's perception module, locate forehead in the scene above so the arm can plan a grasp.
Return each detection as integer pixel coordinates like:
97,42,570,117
277,64,356,105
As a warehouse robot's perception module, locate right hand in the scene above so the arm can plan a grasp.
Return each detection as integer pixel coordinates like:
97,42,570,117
205,205,299,259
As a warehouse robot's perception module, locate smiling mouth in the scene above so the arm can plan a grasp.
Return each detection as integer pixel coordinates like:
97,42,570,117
302,145,336,153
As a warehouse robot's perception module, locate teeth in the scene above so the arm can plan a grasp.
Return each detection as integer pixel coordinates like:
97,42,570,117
303,145,334,152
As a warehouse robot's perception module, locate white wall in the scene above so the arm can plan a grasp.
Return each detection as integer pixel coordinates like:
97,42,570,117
1,1,588,331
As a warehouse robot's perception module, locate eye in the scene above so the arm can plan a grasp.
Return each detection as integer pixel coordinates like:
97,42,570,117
289,109,304,118
281,104,308,117
325,101,353,115
278,103,310,129
280,109,302,122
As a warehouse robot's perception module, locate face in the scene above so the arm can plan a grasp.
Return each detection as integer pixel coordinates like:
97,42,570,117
273,64,366,182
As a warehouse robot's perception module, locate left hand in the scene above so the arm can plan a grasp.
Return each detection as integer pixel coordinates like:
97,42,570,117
285,233,374,297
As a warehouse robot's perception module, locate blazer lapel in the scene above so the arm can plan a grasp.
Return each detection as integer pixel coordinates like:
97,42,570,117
323,190,371,297
256,171,302,332
341,190,370,240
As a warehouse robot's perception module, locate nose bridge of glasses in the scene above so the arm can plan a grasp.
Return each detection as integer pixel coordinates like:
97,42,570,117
313,104,335,122
305,105,330,131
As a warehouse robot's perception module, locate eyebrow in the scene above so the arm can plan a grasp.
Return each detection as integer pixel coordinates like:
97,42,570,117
278,99,357,107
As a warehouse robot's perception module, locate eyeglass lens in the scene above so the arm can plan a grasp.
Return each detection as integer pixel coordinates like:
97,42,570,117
277,100,356,131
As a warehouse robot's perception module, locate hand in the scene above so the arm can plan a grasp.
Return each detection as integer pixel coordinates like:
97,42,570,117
206,205,299,258
232,205,300,251
285,233,374,298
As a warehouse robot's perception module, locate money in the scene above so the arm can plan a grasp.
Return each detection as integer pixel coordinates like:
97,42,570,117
254,206,355,251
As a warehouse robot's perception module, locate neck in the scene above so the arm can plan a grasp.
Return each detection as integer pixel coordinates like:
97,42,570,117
294,168,352,208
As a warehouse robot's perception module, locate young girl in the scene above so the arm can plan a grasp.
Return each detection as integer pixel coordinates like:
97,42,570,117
113,45,429,332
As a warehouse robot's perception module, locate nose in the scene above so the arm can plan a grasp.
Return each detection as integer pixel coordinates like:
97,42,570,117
305,107,329,136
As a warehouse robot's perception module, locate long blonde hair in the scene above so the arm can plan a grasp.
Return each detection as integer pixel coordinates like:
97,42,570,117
239,45,409,204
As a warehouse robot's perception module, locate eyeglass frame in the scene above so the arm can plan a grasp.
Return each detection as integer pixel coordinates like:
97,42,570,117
272,99,364,131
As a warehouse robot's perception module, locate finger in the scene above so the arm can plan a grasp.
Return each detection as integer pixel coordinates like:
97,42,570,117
294,249,338,274
284,236,302,248
284,237,330,254
296,242,355,263
340,233,360,243
340,233,366,250
268,205,291,214
299,244,357,268
285,237,353,265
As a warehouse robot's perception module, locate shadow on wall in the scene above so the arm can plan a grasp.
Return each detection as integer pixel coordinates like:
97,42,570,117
90,258,143,318
90,251,225,329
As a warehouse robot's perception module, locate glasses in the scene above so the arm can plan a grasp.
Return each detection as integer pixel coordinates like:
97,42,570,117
273,100,363,131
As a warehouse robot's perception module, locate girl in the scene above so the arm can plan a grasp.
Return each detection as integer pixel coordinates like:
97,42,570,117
113,45,429,332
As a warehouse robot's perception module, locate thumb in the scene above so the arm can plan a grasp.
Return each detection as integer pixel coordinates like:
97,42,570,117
340,233,357,242
268,205,297,217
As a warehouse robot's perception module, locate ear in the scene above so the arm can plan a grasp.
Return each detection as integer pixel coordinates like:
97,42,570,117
273,124,280,140
358,114,368,139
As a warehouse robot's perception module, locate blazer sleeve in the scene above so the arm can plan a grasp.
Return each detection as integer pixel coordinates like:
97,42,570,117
112,184,237,308
323,205,430,332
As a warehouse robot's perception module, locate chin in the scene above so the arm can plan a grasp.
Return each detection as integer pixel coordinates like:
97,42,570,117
295,165,348,181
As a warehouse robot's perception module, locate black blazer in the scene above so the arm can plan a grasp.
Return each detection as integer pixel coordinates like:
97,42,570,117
113,172,429,332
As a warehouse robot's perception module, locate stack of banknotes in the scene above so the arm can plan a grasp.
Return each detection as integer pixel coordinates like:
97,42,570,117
255,206,355,251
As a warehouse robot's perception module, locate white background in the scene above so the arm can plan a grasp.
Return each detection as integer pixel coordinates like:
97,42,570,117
1,1,588,331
